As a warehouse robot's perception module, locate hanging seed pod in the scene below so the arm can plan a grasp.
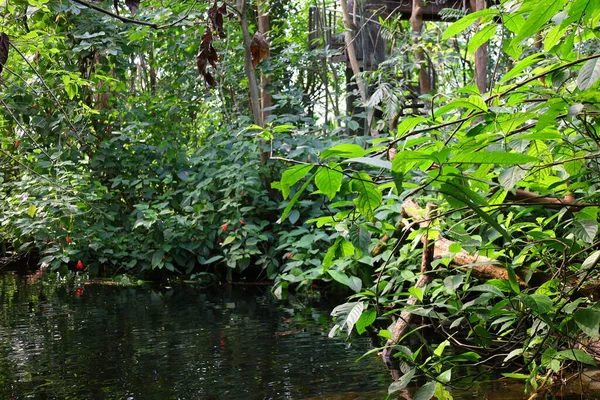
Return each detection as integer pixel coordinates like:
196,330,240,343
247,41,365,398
0,33,9,76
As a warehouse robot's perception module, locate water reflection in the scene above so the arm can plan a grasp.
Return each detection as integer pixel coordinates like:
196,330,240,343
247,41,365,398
0,274,389,399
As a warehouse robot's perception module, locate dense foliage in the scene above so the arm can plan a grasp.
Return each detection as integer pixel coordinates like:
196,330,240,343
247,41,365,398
2,0,600,397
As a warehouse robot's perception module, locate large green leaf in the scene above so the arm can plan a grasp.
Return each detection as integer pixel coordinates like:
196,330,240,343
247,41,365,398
277,174,315,224
577,57,600,90
328,270,362,292
574,308,600,339
388,368,415,394
442,9,497,39
151,249,164,269
315,163,343,200
414,382,436,400
352,175,382,222
321,144,365,160
329,302,365,337
450,152,538,165
276,164,314,199
397,116,428,137
344,157,392,170
509,0,565,48
556,349,597,366
571,219,598,244
467,24,497,54
355,309,376,334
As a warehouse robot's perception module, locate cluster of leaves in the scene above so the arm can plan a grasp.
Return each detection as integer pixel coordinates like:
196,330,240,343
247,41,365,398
274,0,600,395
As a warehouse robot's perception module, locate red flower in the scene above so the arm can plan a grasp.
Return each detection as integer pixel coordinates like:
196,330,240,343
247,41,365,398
75,288,83,296
221,223,228,232
76,260,84,270
65,236,71,243
239,219,245,225
285,252,293,259
14,140,19,147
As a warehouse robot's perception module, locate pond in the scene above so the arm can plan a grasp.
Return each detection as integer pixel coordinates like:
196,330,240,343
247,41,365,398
0,273,587,399
0,273,391,399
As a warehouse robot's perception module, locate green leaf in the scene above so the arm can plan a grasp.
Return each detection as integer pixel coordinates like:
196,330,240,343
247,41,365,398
221,235,235,246
450,152,538,165
392,151,435,172
577,57,600,90
574,308,600,339
352,174,382,222
440,184,509,241
501,373,530,380
388,368,415,394
519,293,553,314
151,249,164,269
330,302,365,336
320,144,365,160
315,163,343,200
344,157,392,170
468,284,505,298
506,266,521,294
500,53,545,83
27,205,37,218
571,219,598,244
467,24,497,54
555,349,597,366
397,116,428,137
322,237,342,270
349,224,371,255
409,286,424,302
582,250,600,270
277,174,315,224
414,381,436,400
355,309,377,334
509,0,565,48
278,164,314,199
442,9,497,39
177,170,191,181
328,269,351,286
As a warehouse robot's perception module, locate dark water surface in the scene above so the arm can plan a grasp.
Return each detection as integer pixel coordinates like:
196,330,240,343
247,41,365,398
0,273,590,400
0,274,391,399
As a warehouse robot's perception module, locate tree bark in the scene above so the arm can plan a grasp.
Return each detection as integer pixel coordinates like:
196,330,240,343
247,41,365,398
237,0,262,126
471,0,487,94
410,0,431,95
256,0,272,127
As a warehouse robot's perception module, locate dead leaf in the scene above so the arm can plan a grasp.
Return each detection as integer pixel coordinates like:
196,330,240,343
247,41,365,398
125,0,140,13
250,31,269,68
0,33,9,76
197,30,218,87
207,1,227,39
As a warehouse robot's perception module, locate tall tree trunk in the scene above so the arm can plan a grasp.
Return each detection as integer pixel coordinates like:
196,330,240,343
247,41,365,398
340,0,366,103
471,0,487,94
237,0,262,127
256,0,271,127
410,0,431,96
340,0,375,135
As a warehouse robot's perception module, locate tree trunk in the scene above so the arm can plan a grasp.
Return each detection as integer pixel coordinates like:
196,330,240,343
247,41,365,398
256,0,272,127
237,0,262,126
471,0,487,94
237,0,269,165
410,0,431,95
